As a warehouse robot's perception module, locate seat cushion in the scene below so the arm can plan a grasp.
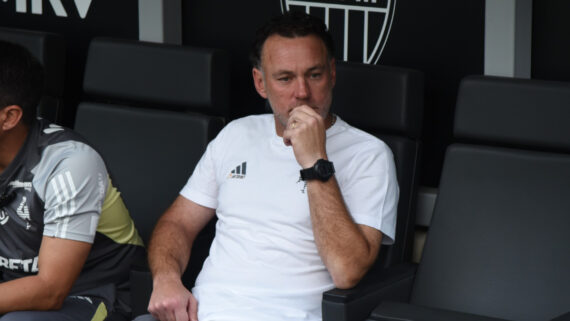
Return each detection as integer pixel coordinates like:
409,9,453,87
411,144,570,321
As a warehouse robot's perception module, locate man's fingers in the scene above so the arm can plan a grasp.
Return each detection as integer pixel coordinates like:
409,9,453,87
189,294,199,321
174,305,190,321
288,106,324,131
291,104,321,117
148,297,191,321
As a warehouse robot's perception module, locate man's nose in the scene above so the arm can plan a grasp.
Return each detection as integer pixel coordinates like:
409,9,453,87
294,78,310,99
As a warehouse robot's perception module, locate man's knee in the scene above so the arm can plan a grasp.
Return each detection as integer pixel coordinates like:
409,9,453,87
1,311,43,321
132,314,159,321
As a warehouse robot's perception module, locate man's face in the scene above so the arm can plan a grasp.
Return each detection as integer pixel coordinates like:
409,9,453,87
252,34,336,135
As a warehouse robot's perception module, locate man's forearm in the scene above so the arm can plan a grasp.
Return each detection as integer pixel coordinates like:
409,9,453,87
0,236,92,314
0,275,69,313
146,197,213,321
148,218,195,281
148,196,215,282
307,176,381,289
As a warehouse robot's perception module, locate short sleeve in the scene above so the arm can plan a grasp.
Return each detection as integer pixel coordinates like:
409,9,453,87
39,142,108,243
338,141,399,245
179,137,220,209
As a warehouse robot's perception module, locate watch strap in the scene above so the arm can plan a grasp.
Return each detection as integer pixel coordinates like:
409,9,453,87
300,159,335,182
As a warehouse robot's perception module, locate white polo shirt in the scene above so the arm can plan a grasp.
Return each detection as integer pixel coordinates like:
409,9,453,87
180,114,398,321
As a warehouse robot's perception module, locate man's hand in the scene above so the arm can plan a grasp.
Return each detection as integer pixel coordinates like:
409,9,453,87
148,275,198,321
146,197,215,321
282,105,328,168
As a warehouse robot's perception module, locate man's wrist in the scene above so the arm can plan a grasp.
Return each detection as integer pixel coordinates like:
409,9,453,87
152,270,183,285
300,159,335,182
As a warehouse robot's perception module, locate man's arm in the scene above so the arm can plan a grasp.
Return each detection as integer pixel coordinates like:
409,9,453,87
306,178,382,289
147,195,215,321
283,106,382,289
0,143,111,313
0,237,91,314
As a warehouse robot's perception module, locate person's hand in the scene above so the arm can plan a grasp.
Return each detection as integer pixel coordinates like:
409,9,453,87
147,275,198,321
283,105,328,168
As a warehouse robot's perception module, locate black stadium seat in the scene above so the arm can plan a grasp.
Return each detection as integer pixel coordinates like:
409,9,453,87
331,61,424,269
0,27,66,123
366,75,570,321
322,62,424,321
73,38,229,319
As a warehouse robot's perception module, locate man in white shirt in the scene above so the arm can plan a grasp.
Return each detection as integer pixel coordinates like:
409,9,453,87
140,11,399,321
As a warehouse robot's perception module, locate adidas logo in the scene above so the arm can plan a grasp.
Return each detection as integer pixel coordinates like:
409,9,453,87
227,162,247,179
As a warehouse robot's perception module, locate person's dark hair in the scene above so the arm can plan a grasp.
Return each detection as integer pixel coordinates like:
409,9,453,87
0,40,44,126
250,11,335,69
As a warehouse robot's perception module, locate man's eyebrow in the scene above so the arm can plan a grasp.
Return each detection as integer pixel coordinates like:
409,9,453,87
307,65,326,72
271,70,294,77
271,65,327,77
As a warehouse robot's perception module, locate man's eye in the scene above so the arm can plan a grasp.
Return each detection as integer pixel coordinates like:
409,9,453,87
310,73,322,79
278,77,291,82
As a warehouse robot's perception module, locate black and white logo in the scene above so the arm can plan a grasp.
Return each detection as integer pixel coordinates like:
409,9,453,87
1,0,93,19
227,162,247,179
17,196,30,222
0,210,9,225
9,180,32,192
43,123,64,134
281,0,396,64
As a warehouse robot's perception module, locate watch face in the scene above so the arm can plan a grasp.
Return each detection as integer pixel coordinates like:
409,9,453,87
300,159,335,182
315,159,335,180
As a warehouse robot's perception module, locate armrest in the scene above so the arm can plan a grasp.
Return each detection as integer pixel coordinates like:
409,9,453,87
322,263,417,321
130,266,153,318
552,312,570,321
105,313,129,321
369,301,511,321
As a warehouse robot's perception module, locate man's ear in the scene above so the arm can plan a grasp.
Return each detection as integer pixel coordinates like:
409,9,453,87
329,58,337,88
252,67,268,99
0,105,24,131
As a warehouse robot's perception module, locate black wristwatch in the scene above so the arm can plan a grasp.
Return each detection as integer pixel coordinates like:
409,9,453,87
300,159,335,182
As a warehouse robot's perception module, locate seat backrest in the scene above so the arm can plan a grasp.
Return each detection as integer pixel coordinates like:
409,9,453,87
411,75,570,321
0,27,65,123
74,39,229,285
331,62,424,268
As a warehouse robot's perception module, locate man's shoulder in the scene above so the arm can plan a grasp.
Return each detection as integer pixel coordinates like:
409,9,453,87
331,117,392,155
32,120,106,179
35,119,88,146
216,114,273,138
37,125,100,163
226,114,273,128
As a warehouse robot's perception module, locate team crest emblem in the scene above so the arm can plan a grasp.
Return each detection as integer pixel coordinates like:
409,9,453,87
281,0,396,64
0,210,9,225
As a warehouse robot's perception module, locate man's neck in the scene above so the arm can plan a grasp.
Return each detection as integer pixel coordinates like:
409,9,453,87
0,123,29,174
